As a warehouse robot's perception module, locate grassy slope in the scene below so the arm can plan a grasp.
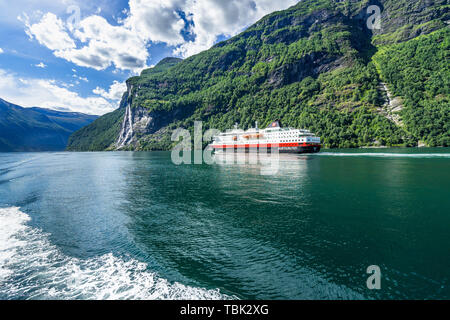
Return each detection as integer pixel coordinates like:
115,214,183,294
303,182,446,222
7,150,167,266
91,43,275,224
373,28,450,146
66,108,125,151
68,0,449,150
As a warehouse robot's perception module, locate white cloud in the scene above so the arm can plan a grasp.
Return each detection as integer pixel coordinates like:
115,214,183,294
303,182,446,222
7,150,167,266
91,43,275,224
20,0,297,72
93,80,127,101
175,0,298,57
0,48,3,54
35,62,47,68
73,74,88,82
59,15,149,72
125,0,186,46
23,12,149,73
22,12,76,51
0,69,115,115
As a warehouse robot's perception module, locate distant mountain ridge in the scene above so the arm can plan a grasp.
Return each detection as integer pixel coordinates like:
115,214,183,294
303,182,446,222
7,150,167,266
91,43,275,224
67,0,449,151
0,98,98,151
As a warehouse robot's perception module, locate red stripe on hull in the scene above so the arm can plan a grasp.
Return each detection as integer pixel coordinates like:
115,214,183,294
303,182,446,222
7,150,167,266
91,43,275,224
212,142,320,149
211,142,321,154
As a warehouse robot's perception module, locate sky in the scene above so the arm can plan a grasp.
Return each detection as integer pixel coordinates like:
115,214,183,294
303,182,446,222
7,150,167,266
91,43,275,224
0,0,298,115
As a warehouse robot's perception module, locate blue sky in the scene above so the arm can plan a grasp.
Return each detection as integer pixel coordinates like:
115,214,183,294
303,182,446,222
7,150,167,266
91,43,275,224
0,0,297,115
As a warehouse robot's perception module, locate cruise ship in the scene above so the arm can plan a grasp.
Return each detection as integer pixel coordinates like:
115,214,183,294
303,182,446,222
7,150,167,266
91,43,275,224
210,120,321,154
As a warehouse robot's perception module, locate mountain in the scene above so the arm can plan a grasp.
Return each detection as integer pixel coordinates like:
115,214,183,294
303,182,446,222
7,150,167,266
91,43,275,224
0,98,98,151
67,0,449,151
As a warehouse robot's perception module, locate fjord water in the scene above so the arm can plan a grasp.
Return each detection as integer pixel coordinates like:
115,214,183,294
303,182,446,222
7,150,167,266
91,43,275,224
0,149,449,300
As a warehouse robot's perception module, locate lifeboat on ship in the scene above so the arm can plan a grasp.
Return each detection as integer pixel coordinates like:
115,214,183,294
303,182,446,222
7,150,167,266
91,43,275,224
242,133,264,140
209,120,321,154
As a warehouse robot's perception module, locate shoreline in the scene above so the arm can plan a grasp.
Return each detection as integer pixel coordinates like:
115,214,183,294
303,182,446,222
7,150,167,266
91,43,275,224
2,146,450,154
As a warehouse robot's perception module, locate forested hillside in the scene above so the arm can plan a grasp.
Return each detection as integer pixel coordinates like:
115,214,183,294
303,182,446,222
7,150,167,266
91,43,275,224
67,0,449,151
0,98,98,151
373,28,449,147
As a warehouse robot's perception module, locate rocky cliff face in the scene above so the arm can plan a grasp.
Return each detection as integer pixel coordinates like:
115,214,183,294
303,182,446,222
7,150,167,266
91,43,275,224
113,2,373,150
116,83,135,148
68,0,449,150
116,104,157,149
115,79,186,150
267,52,346,88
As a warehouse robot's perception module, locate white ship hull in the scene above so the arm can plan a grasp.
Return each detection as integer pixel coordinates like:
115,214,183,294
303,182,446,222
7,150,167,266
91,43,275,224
210,120,321,154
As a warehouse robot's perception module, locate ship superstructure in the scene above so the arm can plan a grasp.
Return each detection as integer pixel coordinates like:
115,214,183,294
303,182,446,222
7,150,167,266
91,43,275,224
210,120,321,154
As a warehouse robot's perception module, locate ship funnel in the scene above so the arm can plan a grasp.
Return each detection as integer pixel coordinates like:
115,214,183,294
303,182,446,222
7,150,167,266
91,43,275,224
267,120,282,128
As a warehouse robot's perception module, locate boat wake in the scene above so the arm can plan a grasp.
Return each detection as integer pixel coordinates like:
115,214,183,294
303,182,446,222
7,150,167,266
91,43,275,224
0,207,232,300
316,152,450,158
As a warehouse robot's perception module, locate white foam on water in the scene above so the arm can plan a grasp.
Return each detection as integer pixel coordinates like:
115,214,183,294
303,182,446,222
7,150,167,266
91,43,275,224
0,207,233,300
316,152,450,158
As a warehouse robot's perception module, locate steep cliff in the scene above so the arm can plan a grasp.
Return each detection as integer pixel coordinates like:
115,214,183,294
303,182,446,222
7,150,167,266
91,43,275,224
67,0,449,151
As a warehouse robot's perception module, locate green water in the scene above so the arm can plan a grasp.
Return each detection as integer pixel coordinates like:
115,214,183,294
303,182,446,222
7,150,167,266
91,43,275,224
0,148,449,299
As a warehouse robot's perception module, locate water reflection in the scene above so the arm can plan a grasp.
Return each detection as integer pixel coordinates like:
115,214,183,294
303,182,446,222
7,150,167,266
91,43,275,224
1,151,449,299
119,152,368,299
212,152,312,176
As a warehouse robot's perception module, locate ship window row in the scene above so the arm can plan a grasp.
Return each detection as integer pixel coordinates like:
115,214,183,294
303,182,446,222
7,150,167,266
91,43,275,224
267,140,299,143
267,134,305,137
